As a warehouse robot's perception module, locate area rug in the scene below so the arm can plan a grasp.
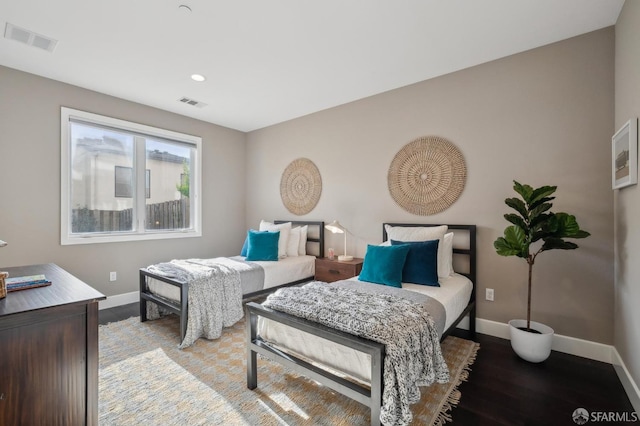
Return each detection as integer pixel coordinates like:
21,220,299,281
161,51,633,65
99,315,479,425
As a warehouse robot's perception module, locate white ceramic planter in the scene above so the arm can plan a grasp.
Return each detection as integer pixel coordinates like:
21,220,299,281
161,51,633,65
508,319,554,363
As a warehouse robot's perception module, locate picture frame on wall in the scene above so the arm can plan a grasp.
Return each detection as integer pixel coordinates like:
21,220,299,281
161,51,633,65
612,118,638,190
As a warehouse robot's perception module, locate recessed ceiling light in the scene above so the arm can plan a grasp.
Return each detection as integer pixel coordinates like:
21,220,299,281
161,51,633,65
191,74,206,82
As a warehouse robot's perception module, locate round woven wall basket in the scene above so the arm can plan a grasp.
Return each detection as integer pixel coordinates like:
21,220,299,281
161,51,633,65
280,158,322,215
388,136,466,215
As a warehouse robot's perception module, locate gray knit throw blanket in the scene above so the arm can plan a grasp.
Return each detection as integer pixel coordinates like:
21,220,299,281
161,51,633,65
263,282,450,426
146,259,243,349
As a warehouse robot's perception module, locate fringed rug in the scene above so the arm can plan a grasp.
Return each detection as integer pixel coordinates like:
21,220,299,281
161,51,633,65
99,315,479,425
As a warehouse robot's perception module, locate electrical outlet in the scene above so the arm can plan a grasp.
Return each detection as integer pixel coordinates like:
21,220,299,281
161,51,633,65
109,271,117,282
486,288,494,301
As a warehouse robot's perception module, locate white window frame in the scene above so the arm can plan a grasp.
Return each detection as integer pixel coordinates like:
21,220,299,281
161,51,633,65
61,107,202,245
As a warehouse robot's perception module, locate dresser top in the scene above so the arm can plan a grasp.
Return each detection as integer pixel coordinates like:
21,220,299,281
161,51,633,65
0,263,105,317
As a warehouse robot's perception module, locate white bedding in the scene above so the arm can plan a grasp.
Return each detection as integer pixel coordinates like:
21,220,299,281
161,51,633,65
260,255,315,289
257,273,472,384
147,255,315,301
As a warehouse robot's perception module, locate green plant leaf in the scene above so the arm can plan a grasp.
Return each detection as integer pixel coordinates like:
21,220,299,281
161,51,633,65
495,238,527,257
572,230,591,239
529,196,555,211
496,225,529,258
494,237,521,257
541,238,578,251
530,212,553,230
529,186,557,206
504,213,528,231
505,197,528,220
541,214,560,234
550,213,590,239
513,181,533,202
531,230,548,243
529,202,553,223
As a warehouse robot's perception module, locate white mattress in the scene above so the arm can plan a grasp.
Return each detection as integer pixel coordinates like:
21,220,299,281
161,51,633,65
260,255,315,289
257,273,473,383
147,255,315,301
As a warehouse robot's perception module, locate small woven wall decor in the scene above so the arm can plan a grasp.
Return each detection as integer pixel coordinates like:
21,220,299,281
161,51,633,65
280,158,322,215
388,136,467,215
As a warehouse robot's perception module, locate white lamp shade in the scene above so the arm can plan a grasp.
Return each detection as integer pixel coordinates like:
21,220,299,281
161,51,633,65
325,220,345,234
0,240,7,247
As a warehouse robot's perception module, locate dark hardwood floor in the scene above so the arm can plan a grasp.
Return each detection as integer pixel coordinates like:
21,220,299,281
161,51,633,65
450,329,638,425
99,304,638,425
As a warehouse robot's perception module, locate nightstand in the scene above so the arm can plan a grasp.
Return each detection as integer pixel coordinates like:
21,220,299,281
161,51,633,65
315,257,364,283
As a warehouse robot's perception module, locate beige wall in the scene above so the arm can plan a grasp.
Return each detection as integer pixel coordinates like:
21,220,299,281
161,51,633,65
0,27,618,346
615,0,640,397
0,65,246,297
246,28,615,344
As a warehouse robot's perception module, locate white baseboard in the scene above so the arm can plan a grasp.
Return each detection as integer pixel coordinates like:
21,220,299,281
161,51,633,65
457,317,613,363
612,348,640,413
99,291,139,310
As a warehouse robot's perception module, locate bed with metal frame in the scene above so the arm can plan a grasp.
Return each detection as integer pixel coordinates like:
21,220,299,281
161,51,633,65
245,223,476,426
139,220,325,343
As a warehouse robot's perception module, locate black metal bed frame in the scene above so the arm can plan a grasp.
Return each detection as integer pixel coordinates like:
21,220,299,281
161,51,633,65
246,223,476,426
139,220,325,343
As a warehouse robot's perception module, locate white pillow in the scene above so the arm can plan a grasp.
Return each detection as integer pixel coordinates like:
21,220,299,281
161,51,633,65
296,225,308,255
384,224,448,278
259,220,292,259
441,232,454,277
287,227,301,257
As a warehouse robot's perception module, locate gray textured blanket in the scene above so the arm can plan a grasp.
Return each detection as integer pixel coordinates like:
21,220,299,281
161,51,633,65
330,279,447,336
146,258,244,348
262,281,450,426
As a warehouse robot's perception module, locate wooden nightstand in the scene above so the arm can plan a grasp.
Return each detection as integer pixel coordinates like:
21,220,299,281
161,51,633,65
315,257,364,283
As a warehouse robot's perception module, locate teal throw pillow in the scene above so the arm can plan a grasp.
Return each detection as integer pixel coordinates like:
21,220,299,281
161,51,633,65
246,230,279,261
390,239,439,286
241,231,250,256
358,244,410,288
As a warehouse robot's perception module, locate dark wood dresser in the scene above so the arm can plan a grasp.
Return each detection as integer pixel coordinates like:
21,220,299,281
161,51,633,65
0,263,105,426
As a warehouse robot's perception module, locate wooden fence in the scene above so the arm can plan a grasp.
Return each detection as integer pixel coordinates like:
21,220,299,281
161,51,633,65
72,199,190,233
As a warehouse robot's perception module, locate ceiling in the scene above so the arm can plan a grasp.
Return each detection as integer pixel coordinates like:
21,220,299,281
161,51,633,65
0,0,624,132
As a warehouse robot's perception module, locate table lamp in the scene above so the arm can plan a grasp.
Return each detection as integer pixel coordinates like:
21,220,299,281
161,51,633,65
325,220,353,261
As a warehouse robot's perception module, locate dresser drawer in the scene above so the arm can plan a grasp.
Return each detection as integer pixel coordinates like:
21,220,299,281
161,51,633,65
315,258,363,283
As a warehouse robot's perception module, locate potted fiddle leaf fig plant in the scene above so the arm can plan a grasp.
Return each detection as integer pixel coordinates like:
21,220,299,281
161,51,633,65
494,181,590,362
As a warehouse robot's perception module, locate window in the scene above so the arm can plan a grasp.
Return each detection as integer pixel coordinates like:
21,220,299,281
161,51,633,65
61,107,202,244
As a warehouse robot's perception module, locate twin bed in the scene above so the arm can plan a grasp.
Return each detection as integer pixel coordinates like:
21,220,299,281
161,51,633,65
139,220,325,345
139,221,476,426
246,223,476,426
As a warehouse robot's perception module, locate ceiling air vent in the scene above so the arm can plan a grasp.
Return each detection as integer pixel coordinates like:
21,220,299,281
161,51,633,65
4,23,58,53
178,97,207,108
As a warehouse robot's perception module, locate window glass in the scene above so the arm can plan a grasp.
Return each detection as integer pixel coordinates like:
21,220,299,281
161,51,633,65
145,139,194,231
61,107,201,244
70,123,134,233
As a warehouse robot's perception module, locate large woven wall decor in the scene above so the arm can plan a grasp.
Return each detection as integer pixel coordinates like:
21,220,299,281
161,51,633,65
280,158,322,215
388,136,467,215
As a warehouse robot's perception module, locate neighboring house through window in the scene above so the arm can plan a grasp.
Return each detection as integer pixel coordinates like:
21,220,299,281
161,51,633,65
61,107,202,244
115,167,150,198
